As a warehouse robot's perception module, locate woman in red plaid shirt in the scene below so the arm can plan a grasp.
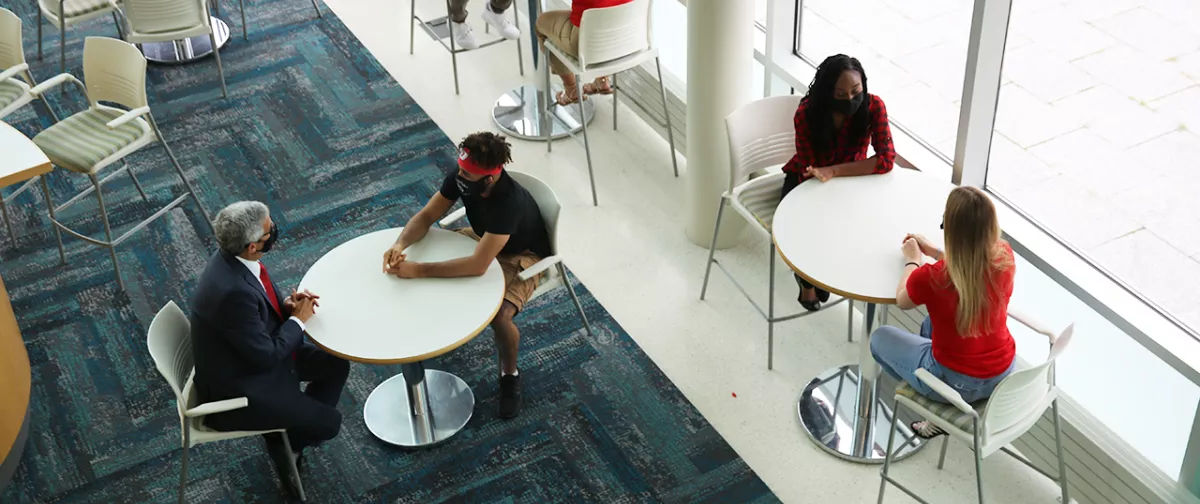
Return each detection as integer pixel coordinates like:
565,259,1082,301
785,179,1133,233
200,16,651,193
783,54,896,311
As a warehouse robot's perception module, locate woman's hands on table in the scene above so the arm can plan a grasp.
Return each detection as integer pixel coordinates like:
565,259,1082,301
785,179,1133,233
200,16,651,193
902,237,923,264
904,233,942,260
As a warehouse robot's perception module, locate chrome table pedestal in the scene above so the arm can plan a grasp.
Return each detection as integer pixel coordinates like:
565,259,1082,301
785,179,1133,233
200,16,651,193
139,17,231,64
797,302,927,463
363,362,474,448
492,83,595,140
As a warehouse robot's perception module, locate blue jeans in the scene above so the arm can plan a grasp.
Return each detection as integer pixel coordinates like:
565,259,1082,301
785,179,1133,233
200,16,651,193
869,317,1013,404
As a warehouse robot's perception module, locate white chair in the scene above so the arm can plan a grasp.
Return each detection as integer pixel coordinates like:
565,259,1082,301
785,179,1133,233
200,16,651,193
699,95,851,370
30,37,216,291
37,0,125,74
877,310,1072,504
438,171,593,337
121,0,228,98
236,0,321,40
148,301,306,504
0,7,62,246
540,0,678,206
409,0,523,95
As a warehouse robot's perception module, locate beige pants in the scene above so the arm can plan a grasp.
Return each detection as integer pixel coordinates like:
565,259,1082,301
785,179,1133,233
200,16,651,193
455,229,542,312
535,10,578,77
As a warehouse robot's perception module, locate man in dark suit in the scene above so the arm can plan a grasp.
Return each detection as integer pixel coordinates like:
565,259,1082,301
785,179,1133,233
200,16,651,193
190,201,350,491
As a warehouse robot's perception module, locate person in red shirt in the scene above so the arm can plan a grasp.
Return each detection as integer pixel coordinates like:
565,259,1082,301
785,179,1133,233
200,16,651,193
782,54,896,311
869,186,1017,439
535,0,632,105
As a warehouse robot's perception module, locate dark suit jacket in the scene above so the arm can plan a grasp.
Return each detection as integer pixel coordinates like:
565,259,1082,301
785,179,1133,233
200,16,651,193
190,251,311,408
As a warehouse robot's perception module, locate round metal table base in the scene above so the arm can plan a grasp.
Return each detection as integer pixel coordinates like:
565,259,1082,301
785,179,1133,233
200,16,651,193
798,365,926,463
139,17,231,64
363,370,474,448
492,84,596,140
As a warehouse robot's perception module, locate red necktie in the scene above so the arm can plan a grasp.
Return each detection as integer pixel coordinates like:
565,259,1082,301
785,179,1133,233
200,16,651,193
259,264,296,361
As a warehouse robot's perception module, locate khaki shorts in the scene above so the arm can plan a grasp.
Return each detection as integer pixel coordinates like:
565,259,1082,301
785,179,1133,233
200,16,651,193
455,229,542,312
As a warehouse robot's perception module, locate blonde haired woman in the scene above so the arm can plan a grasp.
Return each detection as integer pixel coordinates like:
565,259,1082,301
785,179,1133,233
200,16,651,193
870,186,1016,439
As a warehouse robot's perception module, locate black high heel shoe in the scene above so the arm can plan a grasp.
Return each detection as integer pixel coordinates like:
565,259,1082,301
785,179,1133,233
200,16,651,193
794,274,822,312
816,288,830,303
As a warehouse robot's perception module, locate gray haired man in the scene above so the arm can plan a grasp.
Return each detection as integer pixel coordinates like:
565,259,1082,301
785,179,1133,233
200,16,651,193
188,201,349,497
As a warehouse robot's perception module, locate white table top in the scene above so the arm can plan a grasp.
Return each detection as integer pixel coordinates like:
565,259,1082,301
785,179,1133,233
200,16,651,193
298,228,506,364
0,121,51,189
773,169,954,304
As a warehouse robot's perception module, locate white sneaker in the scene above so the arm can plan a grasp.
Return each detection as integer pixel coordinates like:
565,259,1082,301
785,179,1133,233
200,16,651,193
452,21,479,50
481,3,520,40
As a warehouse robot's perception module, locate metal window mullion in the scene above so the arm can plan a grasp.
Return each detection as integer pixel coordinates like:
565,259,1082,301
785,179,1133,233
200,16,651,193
1180,400,1200,493
952,0,1013,187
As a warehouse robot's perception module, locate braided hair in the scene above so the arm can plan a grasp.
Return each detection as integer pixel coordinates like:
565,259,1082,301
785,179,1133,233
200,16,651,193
802,54,870,163
459,131,513,169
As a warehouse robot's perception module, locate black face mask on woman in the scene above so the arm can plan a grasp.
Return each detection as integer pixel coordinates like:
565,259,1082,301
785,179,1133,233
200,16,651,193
832,92,864,116
456,175,490,197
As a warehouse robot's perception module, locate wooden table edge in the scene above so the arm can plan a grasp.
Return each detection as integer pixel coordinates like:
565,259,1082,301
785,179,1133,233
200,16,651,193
771,231,898,306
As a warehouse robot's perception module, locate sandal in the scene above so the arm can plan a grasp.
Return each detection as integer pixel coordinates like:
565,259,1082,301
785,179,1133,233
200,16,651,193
583,76,614,95
555,86,583,106
911,421,946,439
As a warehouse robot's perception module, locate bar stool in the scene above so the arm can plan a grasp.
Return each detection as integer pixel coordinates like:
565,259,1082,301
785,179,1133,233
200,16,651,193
541,0,678,206
409,0,524,95
121,0,228,98
37,0,125,74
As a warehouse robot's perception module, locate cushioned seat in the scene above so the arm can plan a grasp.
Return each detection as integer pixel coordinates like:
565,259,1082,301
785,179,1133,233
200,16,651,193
735,176,784,231
48,0,119,19
895,381,986,433
0,79,26,112
32,107,148,173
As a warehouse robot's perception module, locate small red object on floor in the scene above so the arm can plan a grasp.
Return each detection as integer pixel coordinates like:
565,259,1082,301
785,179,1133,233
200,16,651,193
732,392,737,398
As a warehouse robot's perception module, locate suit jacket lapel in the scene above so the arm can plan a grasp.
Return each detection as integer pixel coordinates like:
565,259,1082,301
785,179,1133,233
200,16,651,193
221,252,283,322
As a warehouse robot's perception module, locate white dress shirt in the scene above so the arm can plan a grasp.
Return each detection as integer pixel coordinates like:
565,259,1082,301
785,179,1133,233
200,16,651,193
234,255,306,331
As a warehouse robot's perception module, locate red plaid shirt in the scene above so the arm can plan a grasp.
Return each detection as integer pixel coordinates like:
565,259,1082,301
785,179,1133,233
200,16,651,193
781,94,896,182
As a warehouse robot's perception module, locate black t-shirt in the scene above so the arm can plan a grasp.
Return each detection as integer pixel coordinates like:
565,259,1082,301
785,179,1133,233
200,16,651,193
440,171,552,258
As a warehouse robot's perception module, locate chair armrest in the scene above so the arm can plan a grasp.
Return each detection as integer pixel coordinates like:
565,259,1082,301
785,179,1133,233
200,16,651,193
518,255,562,281
914,369,977,416
183,397,249,418
0,63,30,85
29,73,87,97
438,208,467,228
1007,307,1057,343
106,106,151,129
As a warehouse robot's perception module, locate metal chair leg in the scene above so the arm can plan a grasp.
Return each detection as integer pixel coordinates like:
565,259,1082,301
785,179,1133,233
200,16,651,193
577,74,597,206
937,435,950,469
28,71,62,123
655,57,679,177
281,434,306,502
612,73,618,130
59,18,66,75
178,430,190,504
877,397,901,504
513,6,523,76
209,31,229,98
974,420,985,504
38,9,44,60
544,53,553,153
40,176,65,264
409,0,416,54
1052,399,1069,504
699,197,725,300
240,0,248,40
446,0,460,95
558,263,593,338
124,161,148,201
212,0,220,19
768,242,776,370
111,12,124,38
310,0,322,18
92,174,124,291
847,299,854,343
150,115,216,235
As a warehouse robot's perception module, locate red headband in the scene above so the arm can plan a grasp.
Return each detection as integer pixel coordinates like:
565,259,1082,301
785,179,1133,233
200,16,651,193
457,148,502,176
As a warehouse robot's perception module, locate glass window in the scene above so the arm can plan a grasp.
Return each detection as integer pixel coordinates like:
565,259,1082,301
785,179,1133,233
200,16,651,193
793,0,974,158
986,0,1200,339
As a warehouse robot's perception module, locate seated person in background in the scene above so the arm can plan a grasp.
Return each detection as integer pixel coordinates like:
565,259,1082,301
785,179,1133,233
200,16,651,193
535,0,631,105
190,201,350,492
449,0,520,50
869,186,1016,440
382,132,551,419
782,53,896,312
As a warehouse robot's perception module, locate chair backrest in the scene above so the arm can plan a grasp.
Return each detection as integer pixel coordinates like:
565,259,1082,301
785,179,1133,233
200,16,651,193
147,301,193,416
83,37,149,109
981,323,1074,441
121,0,209,40
0,9,25,72
725,94,803,191
507,171,561,256
577,0,652,69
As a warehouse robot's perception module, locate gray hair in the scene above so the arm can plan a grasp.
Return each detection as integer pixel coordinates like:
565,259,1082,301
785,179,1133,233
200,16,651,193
213,201,270,255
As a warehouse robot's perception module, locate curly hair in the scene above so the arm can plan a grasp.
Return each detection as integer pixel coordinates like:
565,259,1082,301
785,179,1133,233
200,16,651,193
458,131,513,170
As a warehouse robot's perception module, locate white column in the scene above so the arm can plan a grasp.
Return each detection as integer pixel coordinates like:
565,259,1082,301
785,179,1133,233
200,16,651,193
683,0,753,247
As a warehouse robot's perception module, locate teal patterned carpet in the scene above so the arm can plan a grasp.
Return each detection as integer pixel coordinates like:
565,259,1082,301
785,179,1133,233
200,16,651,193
0,1,778,502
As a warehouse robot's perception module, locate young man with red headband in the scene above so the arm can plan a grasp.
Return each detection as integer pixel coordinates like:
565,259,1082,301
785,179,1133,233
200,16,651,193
381,132,550,419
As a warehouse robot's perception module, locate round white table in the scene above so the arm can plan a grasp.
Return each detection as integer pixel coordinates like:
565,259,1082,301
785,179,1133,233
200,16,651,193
299,228,505,447
773,168,952,463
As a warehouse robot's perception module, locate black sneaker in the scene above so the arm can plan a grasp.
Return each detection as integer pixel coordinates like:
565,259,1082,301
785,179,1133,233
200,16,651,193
498,373,522,419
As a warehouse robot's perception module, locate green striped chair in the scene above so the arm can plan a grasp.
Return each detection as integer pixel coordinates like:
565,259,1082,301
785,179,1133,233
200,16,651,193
878,310,1073,504
699,94,852,370
30,37,215,291
37,0,125,75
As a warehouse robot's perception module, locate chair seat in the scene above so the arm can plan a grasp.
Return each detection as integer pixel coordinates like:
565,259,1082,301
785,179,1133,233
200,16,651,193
544,40,656,80
0,79,29,114
43,0,118,19
896,381,986,434
33,108,149,174
732,172,786,231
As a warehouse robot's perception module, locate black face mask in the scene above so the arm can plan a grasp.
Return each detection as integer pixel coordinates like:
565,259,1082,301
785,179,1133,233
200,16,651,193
833,93,864,116
259,223,279,253
456,175,489,197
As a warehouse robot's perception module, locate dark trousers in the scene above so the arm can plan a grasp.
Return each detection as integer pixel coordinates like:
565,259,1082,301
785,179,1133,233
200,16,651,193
207,346,350,450
448,0,513,22
781,173,816,291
